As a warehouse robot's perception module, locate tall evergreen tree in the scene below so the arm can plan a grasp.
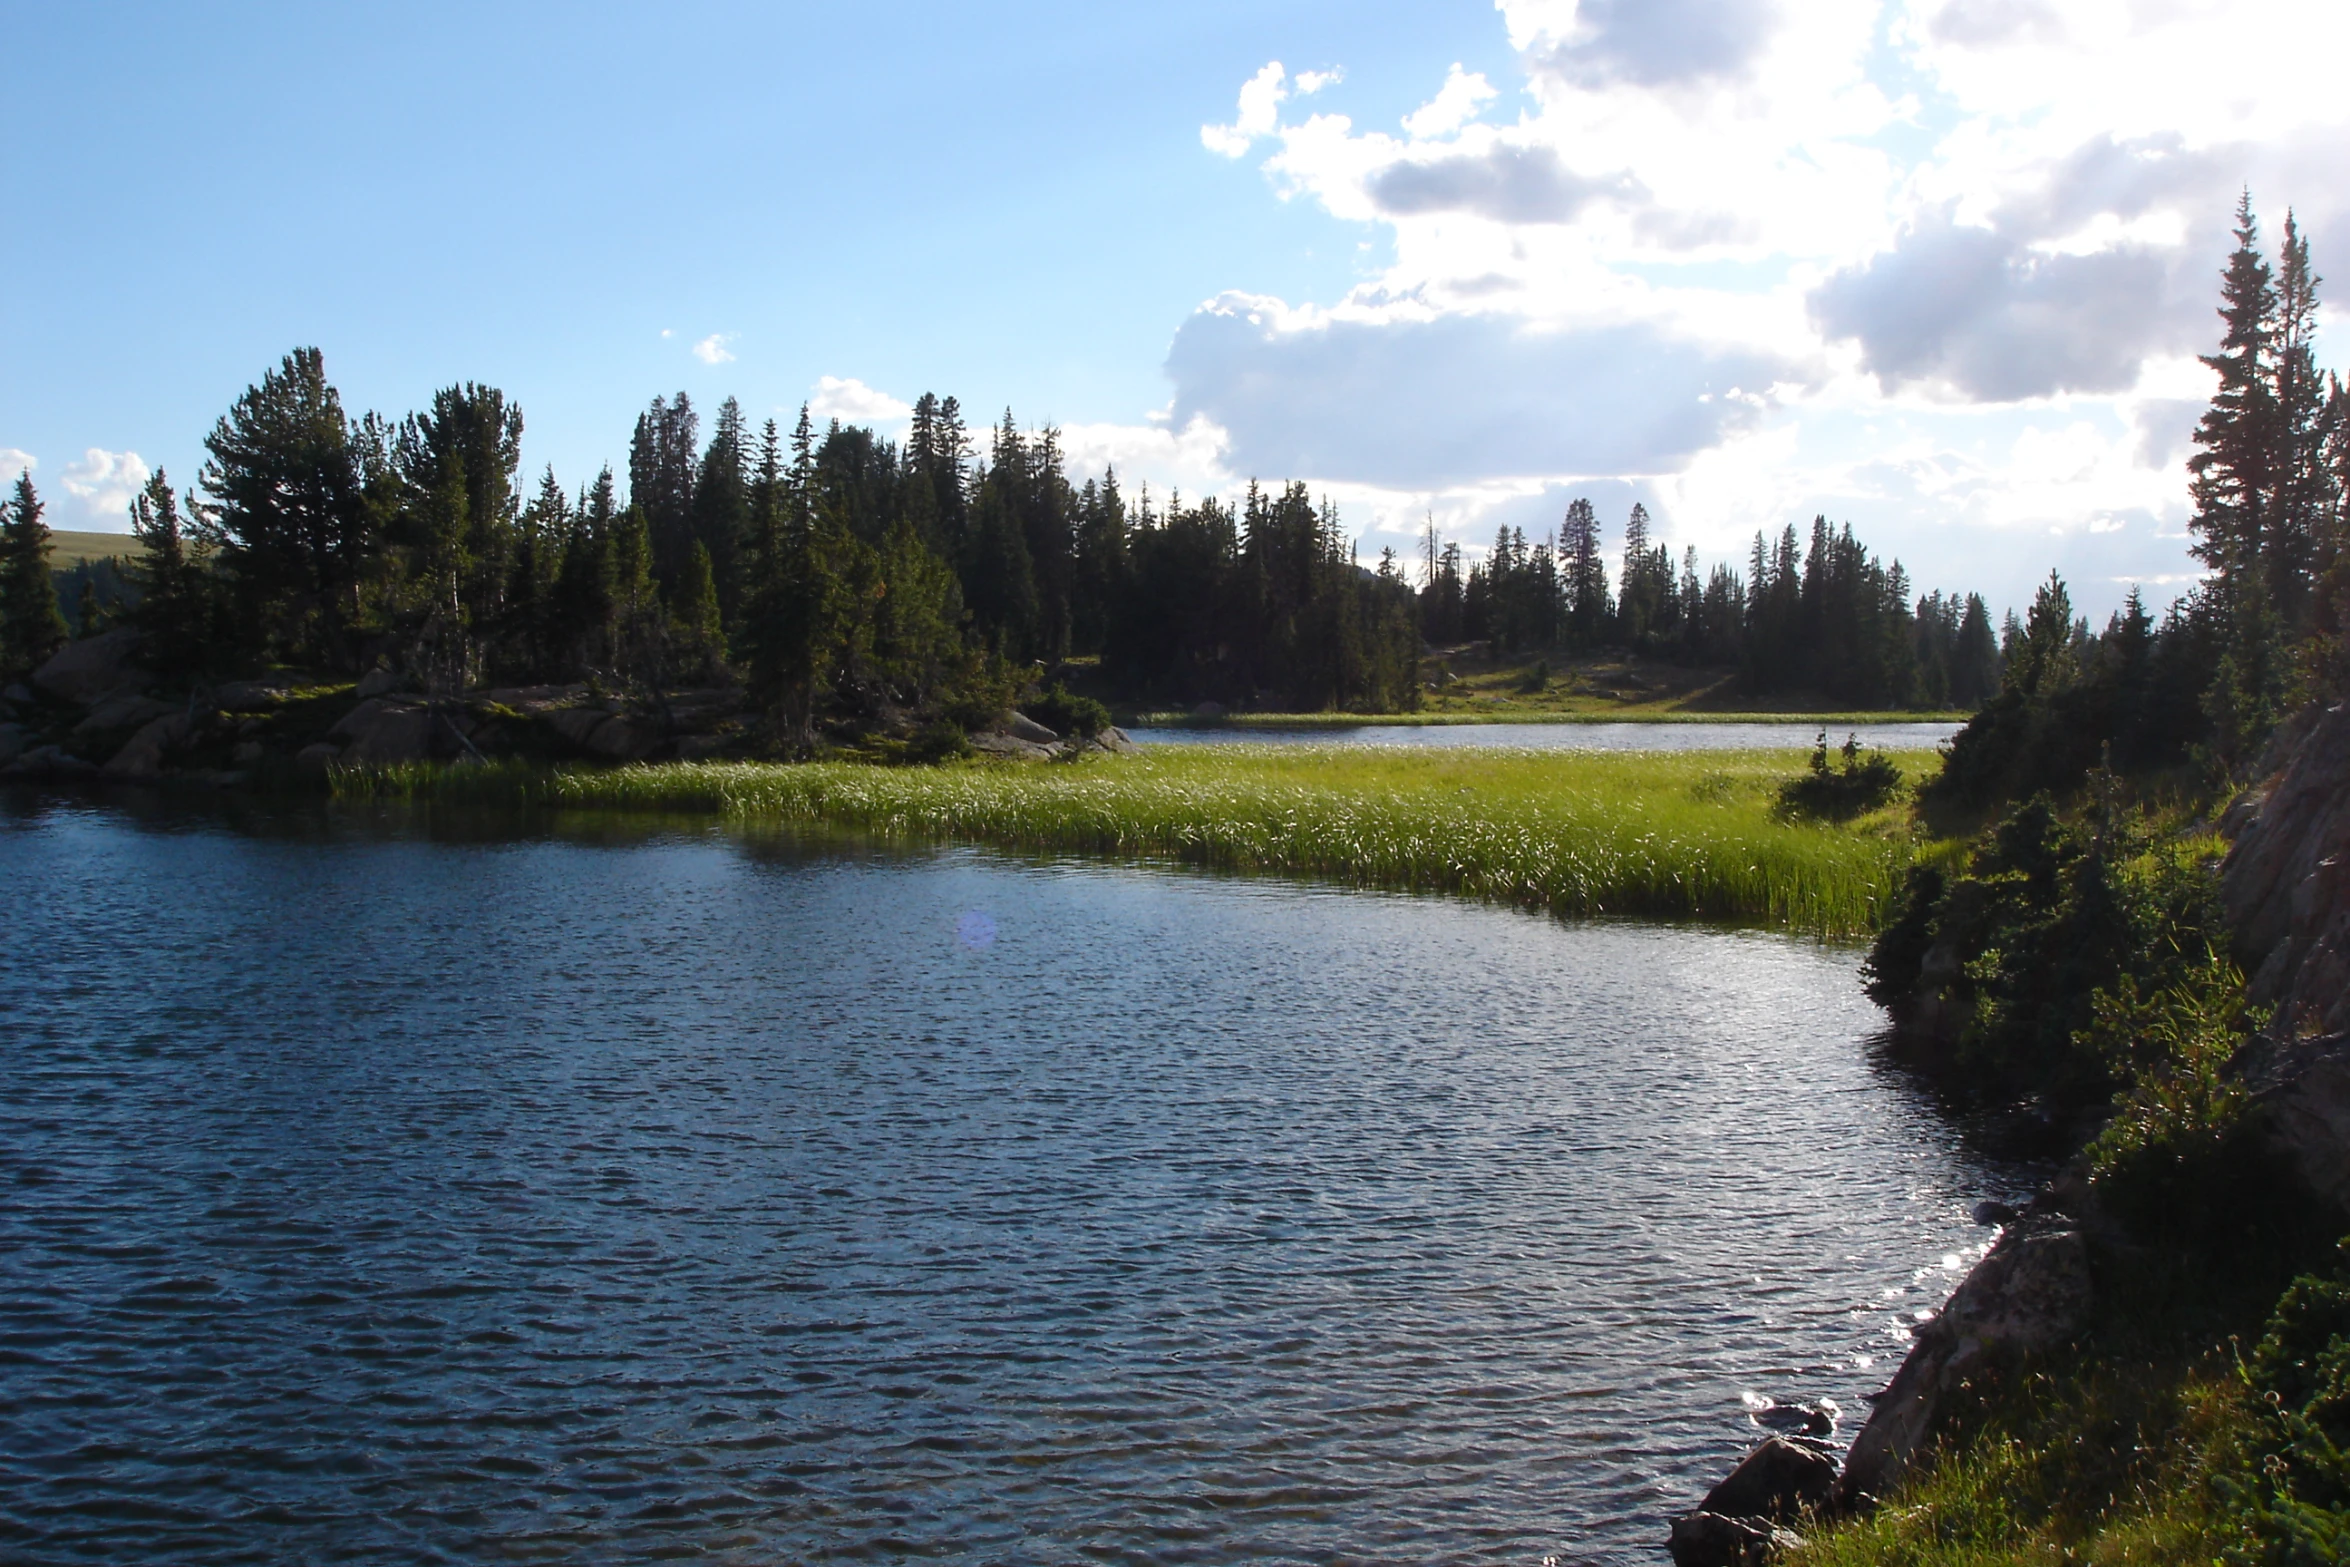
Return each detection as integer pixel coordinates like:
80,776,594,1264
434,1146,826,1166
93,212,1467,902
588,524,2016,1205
0,473,69,678
195,347,372,666
127,470,212,674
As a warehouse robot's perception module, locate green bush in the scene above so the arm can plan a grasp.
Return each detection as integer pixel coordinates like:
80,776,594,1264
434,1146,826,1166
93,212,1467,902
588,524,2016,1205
1026,682,1109,739
1777,732,1903,821
2233,1260,2350,1563
903,719,972,765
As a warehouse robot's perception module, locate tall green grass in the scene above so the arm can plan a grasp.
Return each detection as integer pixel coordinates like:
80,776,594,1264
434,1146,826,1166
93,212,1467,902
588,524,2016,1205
335,746,1945,936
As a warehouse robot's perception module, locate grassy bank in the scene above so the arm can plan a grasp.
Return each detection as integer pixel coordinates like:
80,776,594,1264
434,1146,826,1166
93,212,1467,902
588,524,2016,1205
333,744,1944,937
1129,709,1965,728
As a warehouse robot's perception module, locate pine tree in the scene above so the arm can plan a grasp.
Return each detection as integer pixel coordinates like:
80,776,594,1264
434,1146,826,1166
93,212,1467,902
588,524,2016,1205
671,541,726,683
628,391,700,588
195,347,372,666
127,470,213,674
0,473,70,677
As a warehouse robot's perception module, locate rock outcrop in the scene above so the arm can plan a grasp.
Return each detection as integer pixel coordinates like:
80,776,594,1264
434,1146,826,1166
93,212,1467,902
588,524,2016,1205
1667,1509,1803,1567
2223,699,2350,1038
31,629,146,706
1836,1206,2093,1507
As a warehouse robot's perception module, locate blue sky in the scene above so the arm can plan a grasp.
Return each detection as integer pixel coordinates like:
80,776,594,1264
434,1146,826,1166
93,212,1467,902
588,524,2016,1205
8,1,2348,618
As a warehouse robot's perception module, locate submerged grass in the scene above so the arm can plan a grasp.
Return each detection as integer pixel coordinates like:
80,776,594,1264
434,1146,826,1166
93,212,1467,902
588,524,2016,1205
337,745,1945,936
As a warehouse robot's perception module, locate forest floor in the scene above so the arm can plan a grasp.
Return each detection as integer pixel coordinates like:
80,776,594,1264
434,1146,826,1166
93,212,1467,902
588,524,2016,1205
1118,644,1968,725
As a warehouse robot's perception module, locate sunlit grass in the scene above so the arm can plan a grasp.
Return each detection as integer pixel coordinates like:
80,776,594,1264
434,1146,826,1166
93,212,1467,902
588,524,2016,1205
336,745,1949,936
1785,1363,2257,1566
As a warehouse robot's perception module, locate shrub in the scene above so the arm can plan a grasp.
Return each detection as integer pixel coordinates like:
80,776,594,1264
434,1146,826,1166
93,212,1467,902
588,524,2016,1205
1777,732,1903,821
903,719,972,765
1026,682,1108,739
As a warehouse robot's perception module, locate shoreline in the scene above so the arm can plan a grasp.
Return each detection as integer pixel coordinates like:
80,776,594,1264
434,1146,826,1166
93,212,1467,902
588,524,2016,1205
1124,709,1970,729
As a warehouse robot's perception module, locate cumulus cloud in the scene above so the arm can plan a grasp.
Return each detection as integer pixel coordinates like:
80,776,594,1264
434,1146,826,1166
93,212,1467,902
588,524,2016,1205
1293,67,1343,95
1202,61,1289,158
692,333,736,365
1370,142,1642,225
1056,412,1232,498
1401,64,1496,139
0,448,31,486
1518,0,1783,87
59,448,150,528
1810,218,2195,399
1810,134,2231,399
1166,293,1791,488
808,375,912,429
1165,2,2350,603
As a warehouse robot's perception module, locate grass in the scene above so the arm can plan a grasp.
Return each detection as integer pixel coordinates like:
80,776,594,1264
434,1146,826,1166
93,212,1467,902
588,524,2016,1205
332,743,1949,937
1131,709,1965,728
1788,1359,2259,1567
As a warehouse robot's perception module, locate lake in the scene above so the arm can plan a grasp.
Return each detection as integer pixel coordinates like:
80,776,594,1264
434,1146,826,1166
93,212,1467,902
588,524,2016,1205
1127,721,1965,752
0,796,2019,1564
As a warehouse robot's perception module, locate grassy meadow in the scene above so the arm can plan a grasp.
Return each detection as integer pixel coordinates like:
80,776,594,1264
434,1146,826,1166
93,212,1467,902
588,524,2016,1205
335,743,1950,937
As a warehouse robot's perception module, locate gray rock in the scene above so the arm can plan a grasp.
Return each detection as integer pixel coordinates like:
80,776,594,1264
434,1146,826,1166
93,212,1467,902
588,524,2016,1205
73,693,176,737
329,698,388,740
584,713,659,761
1006,711,1059,744
542,705,613,747
103,712,197,778
7,744,98,780
1701,1436,1836,1522
0,722,28,765
340,706,436,764
1094,725,1138,755
231,740,265,766
1191,701,1226,720
1837,1209,2093,1506
294,742,341,775
2237,1030,2350,1216
354,667,404,699
1667,1509,1801,1567
32,629,145,706
215,679,292,710
481,682,587,715
969,731,1052,760
2223,700,2350,1037
2,683,31,706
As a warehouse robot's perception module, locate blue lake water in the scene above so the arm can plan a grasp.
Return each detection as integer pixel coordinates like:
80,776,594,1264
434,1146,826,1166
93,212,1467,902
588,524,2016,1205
1128,722,1964,752
0,796,2018,1564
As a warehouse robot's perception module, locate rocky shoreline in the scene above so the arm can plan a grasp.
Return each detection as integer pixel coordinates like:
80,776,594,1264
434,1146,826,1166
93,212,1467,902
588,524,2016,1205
0,630,1135,787
1667,699,2350,1564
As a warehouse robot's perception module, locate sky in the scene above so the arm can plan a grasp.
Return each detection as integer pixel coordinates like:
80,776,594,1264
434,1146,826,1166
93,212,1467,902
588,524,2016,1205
7,0,2349,619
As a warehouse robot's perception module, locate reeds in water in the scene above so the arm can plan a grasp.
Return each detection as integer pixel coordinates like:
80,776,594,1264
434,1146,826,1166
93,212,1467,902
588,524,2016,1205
337,746,1943,936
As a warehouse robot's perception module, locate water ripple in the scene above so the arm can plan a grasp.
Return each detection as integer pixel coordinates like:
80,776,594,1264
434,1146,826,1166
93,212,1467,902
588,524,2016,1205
0,798,2024,1563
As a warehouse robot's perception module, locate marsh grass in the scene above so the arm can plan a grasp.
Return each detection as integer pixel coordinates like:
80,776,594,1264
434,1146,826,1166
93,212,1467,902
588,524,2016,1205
338,745,1945,935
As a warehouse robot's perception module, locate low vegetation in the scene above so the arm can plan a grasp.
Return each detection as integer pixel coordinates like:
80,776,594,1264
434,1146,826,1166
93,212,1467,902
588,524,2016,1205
334,743,1943,936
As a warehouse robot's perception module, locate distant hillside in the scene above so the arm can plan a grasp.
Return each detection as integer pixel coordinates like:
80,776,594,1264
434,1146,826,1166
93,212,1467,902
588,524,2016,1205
47,530,139,568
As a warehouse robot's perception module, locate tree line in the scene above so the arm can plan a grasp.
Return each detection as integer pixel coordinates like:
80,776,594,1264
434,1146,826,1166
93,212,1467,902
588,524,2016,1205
1419,497,2004,709
2,357,2043,730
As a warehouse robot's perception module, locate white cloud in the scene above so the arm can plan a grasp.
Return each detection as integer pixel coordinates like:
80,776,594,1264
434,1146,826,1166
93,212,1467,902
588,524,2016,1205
1169,1,2350,607
1057,412,1233,499
59,447,149,529
692,333,736,365
808,375,913,430
1294,67,1344,96
1401,64,1496,139
0,448,31,487
1202,61,1289,158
